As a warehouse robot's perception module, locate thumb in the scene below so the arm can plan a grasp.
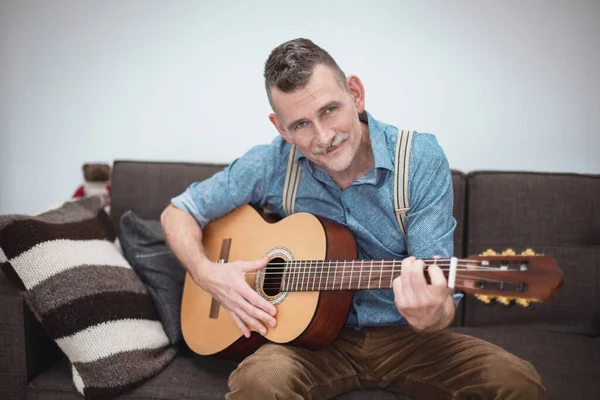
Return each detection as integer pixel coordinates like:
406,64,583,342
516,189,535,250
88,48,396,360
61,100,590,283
241,256,269,273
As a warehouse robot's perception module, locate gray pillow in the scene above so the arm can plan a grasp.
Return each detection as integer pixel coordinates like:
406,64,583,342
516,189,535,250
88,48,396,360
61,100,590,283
119,211,185,344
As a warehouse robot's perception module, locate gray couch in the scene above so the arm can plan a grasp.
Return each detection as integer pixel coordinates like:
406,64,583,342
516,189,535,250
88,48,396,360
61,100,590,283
1,161,599,399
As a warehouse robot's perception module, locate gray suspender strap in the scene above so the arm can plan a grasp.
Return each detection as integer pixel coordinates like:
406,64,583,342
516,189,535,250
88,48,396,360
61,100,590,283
283,144,302,216
394,130,414,240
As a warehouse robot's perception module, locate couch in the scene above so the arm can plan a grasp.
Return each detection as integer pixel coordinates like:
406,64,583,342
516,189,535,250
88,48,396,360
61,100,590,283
1,160,599,400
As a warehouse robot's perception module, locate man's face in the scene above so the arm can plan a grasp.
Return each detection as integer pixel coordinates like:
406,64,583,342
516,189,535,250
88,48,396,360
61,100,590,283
269,65,365,175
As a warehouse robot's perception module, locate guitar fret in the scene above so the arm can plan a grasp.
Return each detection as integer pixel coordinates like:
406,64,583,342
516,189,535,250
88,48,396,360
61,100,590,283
340,261,345,290
333,261,338,291
318,261,323,291
358,260,363,289
379,260,383,289
348,262,353,289
390,260,395,288
299,261,304,291
295,261,300,292
368,261,373,290
325,261,331,290
312,260,317,291
286,261,291,292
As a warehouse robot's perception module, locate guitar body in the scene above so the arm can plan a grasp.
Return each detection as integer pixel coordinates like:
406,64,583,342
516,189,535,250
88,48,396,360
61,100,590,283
181,205,357,360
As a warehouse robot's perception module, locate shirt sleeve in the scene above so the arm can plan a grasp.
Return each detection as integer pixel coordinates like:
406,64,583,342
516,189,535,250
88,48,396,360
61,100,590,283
170,144,275,229
405,133,456,258
405,133,463,306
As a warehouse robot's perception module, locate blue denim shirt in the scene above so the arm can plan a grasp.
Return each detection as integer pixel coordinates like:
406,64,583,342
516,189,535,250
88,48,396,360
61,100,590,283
171,111,461,329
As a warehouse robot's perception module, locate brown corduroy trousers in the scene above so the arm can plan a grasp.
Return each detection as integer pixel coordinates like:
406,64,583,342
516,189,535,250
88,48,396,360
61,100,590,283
226,326,544,400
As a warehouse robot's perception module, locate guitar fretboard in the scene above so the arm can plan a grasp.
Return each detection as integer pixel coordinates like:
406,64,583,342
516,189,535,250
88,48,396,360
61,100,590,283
277,259,447,292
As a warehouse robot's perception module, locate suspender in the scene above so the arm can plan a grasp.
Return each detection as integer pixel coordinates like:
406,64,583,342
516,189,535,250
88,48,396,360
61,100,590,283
282,129,414,239
282,144,302,216
394,130,413,240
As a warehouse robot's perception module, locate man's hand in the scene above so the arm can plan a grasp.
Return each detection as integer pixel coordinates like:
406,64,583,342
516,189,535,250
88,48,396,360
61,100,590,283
392,256,454,332
192,256,277,338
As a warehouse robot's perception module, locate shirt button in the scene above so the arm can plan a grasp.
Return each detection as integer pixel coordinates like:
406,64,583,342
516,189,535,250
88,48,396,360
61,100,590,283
346,207,351,213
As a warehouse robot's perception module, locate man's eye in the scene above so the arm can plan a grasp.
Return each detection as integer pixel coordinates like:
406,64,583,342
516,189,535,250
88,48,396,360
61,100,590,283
324,107,336,114
295,121,308,130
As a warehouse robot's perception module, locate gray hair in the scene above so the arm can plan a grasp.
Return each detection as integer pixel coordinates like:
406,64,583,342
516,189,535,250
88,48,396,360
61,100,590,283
264,38,347,111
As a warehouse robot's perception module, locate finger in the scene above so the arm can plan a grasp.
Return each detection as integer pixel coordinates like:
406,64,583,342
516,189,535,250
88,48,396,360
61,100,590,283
235,307,267,336
241,282,277,316
400,257,415,286
239,295,277,329
427,264,448,287
408,259,428,295
229,310,251,338
400,257,416,300
392,276,404,307
241,256,270,273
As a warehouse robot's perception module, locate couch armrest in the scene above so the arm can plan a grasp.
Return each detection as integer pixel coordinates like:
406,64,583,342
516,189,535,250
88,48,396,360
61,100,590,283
0,270,63,399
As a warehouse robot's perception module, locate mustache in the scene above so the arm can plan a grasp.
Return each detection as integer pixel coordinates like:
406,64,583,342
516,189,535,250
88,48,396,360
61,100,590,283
311,132,349,155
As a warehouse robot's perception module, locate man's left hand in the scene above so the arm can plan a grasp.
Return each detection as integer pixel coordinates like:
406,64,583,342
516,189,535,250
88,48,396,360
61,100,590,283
393,256,454,331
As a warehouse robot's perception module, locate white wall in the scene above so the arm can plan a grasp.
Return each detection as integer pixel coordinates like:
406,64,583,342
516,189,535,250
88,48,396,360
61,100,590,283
1,0,599,215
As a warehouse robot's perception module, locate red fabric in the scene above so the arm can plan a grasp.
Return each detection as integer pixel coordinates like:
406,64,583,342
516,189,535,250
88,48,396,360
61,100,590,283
72,185,85,198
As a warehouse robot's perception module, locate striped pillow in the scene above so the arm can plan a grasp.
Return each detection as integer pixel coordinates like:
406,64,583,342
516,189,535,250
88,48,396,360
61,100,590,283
0,196,177,399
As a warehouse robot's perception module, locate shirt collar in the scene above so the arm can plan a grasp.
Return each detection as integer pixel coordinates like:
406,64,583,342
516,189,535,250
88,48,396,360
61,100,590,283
294,110,394,173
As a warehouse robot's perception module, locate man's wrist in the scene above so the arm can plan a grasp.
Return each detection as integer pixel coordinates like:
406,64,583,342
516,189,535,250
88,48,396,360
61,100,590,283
190,256,212,287
413,294,455,333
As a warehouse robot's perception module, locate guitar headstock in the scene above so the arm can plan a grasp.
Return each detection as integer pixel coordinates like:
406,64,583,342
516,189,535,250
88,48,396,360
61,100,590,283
459,248,563,307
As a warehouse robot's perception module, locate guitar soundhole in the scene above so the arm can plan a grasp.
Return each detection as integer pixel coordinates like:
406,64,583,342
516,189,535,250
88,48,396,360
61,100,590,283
263,257,285,297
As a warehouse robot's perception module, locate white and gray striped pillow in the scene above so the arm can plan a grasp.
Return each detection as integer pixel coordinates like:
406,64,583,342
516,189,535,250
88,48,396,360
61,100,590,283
0,196,176,399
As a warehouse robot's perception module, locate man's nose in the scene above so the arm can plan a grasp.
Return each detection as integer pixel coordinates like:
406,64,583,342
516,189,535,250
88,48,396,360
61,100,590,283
313,120,335,146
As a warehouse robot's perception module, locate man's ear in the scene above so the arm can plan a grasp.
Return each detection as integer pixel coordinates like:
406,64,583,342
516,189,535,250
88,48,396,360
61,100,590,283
269,113,294,145
346,75,365,113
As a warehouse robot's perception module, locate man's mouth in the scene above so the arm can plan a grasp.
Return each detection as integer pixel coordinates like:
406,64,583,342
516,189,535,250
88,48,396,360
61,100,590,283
325,141,344,154
312,132,349,155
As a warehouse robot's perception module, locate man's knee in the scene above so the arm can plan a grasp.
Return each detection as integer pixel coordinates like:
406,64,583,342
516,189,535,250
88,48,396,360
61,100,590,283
227,344,304,399
502,359,545,400
459,352,545,400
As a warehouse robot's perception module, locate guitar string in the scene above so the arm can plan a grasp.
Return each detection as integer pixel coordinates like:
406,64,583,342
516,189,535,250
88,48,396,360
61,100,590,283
253,264,522,276
255,256,508,265
260,274,515,290
261,277,515,291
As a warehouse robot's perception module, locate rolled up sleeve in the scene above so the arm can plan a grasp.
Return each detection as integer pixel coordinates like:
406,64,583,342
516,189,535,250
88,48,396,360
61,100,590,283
405,133,463,306
171,144,274,229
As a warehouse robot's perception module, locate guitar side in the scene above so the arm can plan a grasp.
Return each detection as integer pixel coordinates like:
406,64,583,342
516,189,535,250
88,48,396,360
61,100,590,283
181,205,357,360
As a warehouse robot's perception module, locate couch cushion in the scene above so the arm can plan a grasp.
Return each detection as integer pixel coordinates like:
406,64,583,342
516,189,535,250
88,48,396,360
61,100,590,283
110,161,227,233
28,350,407,400
0,196,176,399
464,171,600,335
119,210,186,345
452,326,600,400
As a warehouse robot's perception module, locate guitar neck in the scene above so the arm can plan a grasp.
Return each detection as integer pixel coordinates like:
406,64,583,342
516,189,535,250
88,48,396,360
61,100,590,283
279,259,456,292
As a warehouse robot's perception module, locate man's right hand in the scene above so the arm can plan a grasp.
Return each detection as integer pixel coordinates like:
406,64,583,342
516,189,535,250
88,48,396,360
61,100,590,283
192,256,277,338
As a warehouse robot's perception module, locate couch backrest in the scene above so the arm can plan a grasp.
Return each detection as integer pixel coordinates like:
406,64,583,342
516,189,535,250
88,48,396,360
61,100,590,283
463,171,600,335
110,161,227,231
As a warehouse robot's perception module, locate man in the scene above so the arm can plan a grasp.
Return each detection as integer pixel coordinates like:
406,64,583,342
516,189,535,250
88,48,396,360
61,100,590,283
161,38,544,399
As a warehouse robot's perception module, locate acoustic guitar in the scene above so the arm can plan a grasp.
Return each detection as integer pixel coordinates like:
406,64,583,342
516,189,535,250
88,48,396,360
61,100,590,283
181,205,563,360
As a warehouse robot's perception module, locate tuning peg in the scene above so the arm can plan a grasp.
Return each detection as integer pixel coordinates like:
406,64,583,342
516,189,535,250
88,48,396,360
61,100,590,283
515,298,532,308
496,296,512,306
501,249,516,256
480,249,497,256
475,294,495,304
521,248,540,256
